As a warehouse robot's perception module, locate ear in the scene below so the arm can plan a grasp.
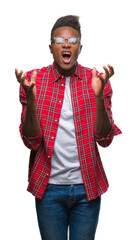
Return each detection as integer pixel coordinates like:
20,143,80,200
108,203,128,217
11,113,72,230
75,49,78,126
49,45,53,54
79,45,82,54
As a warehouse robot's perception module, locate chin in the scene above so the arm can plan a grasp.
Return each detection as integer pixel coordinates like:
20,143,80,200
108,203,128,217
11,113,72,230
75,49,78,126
61,62,76,71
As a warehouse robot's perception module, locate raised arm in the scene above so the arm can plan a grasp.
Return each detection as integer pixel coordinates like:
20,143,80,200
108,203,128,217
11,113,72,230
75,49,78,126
91,64,114,138
15,69,41,137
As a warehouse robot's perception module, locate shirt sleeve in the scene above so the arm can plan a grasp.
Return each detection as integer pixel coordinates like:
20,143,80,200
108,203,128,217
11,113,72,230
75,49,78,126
19,73,42,150
94,80,122,147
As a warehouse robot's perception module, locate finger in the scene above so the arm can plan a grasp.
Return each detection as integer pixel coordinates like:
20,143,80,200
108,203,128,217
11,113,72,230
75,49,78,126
92,67,97,78
20,72,27,85
103,65,109,81
15,68,20,81
18,70,24,79
15,68,18,76
29,82,36,91
107,64,114,77
15,69,24,83
97,74,106,86
31,70,37,84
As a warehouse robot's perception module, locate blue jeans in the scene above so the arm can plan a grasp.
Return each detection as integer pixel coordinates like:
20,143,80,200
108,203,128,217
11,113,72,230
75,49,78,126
35,184,101,240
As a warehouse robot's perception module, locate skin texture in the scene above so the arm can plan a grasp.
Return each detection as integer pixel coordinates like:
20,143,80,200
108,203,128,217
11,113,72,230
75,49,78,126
15,69,41,137
49,27,82,77
15,26,114,138
92,65,114,137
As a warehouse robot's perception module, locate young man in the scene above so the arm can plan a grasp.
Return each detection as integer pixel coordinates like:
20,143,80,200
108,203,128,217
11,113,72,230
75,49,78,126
15,15,121,240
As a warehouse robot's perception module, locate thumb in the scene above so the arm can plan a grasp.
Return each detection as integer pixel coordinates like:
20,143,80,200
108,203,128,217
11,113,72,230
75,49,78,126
31,70,37,84
92,67,97,78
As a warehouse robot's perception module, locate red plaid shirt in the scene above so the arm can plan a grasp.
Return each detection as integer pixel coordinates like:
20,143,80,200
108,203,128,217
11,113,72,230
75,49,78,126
19,62,122,200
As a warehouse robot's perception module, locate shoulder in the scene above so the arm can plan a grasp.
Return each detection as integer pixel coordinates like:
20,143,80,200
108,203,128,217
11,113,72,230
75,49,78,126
78,63,92,73
26,64,53,80
77,63,92,79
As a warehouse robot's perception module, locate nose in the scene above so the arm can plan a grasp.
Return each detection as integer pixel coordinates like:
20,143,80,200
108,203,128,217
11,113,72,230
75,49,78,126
62,39,71,48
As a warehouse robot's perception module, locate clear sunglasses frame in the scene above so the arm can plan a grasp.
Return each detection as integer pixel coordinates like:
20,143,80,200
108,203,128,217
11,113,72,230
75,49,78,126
51,37,80,45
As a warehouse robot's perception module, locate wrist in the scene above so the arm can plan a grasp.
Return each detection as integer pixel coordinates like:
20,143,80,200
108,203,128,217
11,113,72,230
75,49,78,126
94,88,105,99
95,94,105,105
26,96,36,106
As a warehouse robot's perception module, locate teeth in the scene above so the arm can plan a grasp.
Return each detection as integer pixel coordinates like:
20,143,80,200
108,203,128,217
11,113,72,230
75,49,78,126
62,52,71,55
61,51,71,63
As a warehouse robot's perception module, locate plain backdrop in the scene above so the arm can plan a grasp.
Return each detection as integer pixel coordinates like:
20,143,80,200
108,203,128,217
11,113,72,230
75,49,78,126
1,0,137,239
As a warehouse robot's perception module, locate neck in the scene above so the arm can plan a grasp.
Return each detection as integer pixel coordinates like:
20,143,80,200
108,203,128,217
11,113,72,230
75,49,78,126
54,62,77,77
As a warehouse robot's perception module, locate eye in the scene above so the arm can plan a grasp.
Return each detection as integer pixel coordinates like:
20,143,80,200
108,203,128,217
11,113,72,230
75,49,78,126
69,38,78,44
55,37,64,44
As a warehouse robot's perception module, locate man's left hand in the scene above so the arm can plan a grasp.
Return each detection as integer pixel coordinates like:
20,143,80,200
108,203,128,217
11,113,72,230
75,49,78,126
91,64,114,97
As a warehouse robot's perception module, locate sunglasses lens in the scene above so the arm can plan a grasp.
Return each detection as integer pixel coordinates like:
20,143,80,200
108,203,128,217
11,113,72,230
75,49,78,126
55,37,64,44
53,37,79,44
69,38,77,44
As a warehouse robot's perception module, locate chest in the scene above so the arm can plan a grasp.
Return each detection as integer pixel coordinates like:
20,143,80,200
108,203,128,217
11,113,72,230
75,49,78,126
35,76,96,128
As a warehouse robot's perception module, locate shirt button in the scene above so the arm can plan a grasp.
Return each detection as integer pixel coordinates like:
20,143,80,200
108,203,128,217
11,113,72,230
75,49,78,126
59,100,62,103
46,173,49,176
47,155,50,158
55,119,58,122
51,136,54,139
61,83,64,86
61,75,65,78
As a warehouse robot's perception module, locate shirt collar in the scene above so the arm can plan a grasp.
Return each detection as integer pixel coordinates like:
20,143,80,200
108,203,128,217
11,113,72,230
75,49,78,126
51,62,61,82
73,62,82,80
51,62,82,82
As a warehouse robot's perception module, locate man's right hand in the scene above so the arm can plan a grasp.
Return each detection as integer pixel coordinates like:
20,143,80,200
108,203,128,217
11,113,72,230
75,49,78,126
15,69,37,102
15,68,41,137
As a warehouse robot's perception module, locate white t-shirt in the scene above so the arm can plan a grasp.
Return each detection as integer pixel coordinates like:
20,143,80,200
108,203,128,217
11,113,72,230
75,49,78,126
48,77,83,184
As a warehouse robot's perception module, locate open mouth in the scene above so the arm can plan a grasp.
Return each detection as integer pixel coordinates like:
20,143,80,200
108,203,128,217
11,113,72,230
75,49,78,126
61,51,71,64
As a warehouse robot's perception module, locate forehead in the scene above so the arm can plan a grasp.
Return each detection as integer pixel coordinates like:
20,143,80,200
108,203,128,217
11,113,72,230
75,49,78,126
52,26,80,38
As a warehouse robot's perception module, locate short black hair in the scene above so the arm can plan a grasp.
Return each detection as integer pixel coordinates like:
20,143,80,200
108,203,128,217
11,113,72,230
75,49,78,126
51,15,81,39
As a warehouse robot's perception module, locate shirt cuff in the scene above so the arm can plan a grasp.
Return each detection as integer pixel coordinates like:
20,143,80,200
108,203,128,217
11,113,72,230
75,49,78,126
95,124,122,141
19,124,42,150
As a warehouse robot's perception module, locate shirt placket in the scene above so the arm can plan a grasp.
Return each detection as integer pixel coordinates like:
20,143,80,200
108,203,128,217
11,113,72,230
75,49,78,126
46,75,66,162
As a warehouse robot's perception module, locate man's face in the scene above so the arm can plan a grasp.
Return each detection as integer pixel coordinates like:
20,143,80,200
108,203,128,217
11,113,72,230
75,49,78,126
49,26,82,76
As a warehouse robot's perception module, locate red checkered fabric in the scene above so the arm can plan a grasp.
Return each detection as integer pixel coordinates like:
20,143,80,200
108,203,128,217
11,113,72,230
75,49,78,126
19,62,122,200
